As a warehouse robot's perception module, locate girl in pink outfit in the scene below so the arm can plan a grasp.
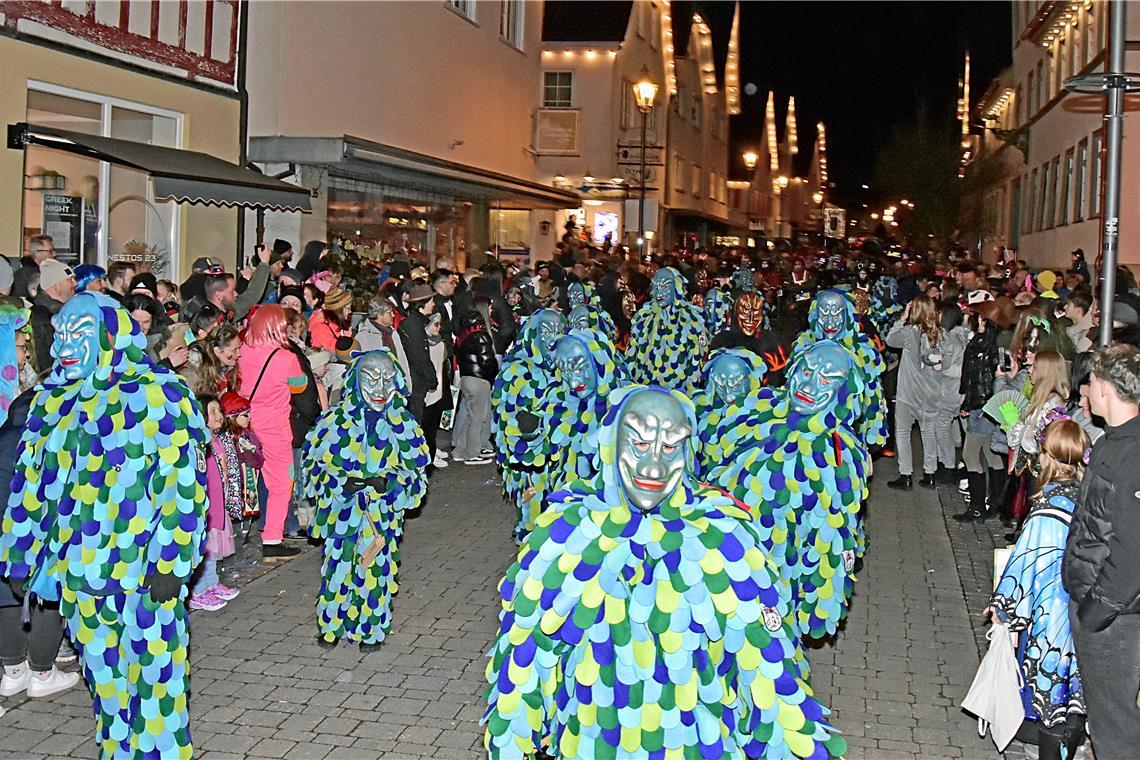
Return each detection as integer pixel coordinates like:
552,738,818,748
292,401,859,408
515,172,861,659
190,396,240,612
238,306,308,562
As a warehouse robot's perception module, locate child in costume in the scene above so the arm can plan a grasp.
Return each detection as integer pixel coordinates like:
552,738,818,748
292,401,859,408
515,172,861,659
491,309,566,542
625,267,708,392
0,292,208,759
189,395,240,612
691,347,770,478
544,328,623,493
711,341,869,641
301,350,429,652
484,386,847,760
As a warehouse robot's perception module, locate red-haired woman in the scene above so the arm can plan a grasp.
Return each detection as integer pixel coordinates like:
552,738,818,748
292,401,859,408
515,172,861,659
238,305,308,561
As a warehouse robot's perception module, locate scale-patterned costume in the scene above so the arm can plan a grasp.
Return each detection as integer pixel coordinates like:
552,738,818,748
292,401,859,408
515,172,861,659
567,303,617,340
301,351,429,646
691,348,769,478
544,328,623,494
625,268,708,392
0,292,208,759
711,347,869,641
702,287,733,336
484,386,846,760
791,291,889,448
491,310,565,542
868,277,903,337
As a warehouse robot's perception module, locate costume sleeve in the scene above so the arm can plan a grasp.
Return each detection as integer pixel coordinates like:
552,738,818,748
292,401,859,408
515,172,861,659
1080,468,1140,631
884,320,914,351
991,500,1067,632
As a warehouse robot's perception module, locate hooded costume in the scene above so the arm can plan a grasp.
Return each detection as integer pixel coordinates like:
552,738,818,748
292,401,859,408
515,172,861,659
691,348,769,478
625,268,708,392
301,350,429,647
868,276,902,336
711,292,789,385
702,286,733,336
567,302,617,340
0,292,208,759
790,290,888,448
491,310,566,542
544,329,624,494
711,342,869,641
483,386,846,760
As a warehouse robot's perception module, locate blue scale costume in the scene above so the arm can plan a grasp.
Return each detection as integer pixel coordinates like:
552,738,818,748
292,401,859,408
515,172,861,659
0,292,208,759
625,268,708,392
301,350,429,646
567,282,617,339
702,287,733,336
483,386,846,760
691,348,769,478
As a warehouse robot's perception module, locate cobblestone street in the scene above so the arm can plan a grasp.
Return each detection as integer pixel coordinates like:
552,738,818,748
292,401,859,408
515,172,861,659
0,455,1010,760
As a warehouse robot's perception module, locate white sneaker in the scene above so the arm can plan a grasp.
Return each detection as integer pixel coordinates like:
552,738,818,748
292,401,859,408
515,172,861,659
462,456,492,466
0,665,28,697
27,667,80,698
437,450,450,460
432,453,449,469
958,478,969,494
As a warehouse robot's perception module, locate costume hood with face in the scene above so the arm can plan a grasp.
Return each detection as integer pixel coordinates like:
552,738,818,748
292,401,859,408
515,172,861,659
790,290,889,448
545,329,624,493
702,286,733,336
484,386,846,760
868,276,902,335
0,291,208,758
692,348,770,477
301,350,429,646
491,309,567,541
625,268,708,392
710,341,869,641
566,301,617,339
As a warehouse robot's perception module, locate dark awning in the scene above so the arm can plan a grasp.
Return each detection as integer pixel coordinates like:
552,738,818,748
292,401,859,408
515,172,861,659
8,122,311,212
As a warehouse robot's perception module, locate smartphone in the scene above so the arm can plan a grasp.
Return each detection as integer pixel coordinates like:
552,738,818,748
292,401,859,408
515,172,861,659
999,348,1013,373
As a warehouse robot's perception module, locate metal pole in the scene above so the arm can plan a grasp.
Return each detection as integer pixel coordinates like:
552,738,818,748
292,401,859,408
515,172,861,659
1100,0,1126,346
639,108,648,255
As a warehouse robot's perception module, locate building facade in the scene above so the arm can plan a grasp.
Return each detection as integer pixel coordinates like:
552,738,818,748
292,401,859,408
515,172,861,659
964,0,1140,271
0,0,247,278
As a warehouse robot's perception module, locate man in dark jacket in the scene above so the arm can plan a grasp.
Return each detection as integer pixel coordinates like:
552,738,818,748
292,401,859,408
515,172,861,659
451,298,498,464
1062,343,1140,759
11,235,54,299
396,284,438,421
29,259,76,373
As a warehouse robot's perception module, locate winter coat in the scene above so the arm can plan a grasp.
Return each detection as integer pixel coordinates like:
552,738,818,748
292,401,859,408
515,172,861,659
959,327,1000,412
286,341,322,449
1063,414,1140,631
29,289,64,374
454,313,498,382
0,388,33,606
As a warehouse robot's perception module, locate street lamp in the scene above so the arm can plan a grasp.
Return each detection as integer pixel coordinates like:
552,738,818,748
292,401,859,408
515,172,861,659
812,191,824,205
632,66,658,254
742,150,759,171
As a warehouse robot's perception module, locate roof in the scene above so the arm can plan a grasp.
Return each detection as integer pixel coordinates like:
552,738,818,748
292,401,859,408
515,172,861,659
542,1,633,43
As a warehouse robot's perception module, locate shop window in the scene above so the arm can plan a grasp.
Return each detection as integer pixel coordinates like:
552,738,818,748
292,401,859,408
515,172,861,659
1090,130,1102,217
492,209,530,253
691,163,701,197
500,0,524,49
1075,139,1087,222
22,85,180,275
1061,149,1074,225
446,0,476,21
673,154,685,194
543,71,573,108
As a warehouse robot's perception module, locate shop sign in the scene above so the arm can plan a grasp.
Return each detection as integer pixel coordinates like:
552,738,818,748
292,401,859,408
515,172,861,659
42,194,84,265
619,165,657,187
536,109,581,156
616,144,664,165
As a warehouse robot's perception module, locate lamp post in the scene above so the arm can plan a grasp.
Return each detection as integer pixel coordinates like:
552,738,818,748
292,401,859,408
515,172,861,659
742,150,758,172
632,67,658,255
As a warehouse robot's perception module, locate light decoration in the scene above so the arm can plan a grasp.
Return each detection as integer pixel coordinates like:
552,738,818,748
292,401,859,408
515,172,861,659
1043,3,1083,46
693,13,717,94
661,1,677,95
817,122,829,192
725,2,741,115
786,96,798,155
765,91,779,172
984,87,1015,120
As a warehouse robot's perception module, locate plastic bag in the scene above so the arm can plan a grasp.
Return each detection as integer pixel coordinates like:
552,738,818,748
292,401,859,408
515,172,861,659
961,620,1025,752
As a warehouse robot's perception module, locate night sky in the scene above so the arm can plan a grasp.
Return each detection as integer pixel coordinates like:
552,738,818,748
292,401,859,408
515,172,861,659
679,1,1012,207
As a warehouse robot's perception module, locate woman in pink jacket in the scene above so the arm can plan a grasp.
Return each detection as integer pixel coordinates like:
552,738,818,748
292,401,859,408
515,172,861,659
238,306,308,561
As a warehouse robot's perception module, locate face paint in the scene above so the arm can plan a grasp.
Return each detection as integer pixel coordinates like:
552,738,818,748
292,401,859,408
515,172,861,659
786,342,850,416
616,391,690,512
358,352,398,411
567,282,587,308
534,311,567,363
650,269,677,306
708,353,751,405
814,291,849,339
51,296,103,381
735,292,764,336
553,336,597,398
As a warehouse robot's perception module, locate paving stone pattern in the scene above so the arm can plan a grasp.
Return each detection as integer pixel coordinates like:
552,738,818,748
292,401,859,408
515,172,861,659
0,456,1010,759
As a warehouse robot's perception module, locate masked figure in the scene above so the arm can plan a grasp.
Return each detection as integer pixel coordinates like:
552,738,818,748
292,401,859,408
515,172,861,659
691,349,770,477
625,268,708,392
731,264,756,295
301,350,429,651
790,290,888,448
0,293,208,759
702,286,733,336
484,386,846,760
544,329,624,493
711,292,789,385
567,301,617,340
869,276,902,336
491,309,567,542
0,304,29,421
711,342,869,641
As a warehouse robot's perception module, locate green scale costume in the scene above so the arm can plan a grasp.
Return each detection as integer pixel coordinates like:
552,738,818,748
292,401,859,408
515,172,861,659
710,342,869,641
0,292,208,759
625,268,708,393
567,281,617,340
491,310,566,543
691,348,769,479
484,386,846,760
301,350,429,647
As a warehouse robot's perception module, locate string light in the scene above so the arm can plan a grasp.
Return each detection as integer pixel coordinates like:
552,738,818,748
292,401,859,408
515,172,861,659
817,122,829,192
725,3,741,115
766,92,779,172
786,96,798,155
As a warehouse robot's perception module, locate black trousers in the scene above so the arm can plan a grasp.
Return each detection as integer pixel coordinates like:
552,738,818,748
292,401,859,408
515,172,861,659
0,599,67,671
421,398,448,461
1069,601,1140,759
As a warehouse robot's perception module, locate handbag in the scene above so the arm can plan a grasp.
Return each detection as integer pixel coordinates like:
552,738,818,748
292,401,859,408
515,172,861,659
961,620,1025,752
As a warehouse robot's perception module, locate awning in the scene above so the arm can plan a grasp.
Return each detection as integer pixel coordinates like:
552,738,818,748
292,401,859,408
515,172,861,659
8,122,311,212
249,135,580,210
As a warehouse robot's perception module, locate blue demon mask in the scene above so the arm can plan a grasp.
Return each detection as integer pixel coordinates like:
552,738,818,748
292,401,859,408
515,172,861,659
50,295,103,382
707,352,751,406
357,351,399,412
615,390,690,512
813,290,852,340
533,310,567,363
786,341,851,417
567,281,588,308
651,268,679,306
553,335,598,399
568,304,592,331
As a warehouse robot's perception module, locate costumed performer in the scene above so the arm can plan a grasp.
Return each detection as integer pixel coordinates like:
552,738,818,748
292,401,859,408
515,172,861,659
692,348,769,478
625,267,708,392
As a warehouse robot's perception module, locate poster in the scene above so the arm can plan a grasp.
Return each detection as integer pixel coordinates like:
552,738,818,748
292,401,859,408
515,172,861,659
42,194,83,265
593,212,619,244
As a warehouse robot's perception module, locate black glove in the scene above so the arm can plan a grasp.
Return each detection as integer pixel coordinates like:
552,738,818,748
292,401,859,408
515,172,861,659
517,410,541,436
344,477,366,496
143,572,184,603
364,475,392,492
